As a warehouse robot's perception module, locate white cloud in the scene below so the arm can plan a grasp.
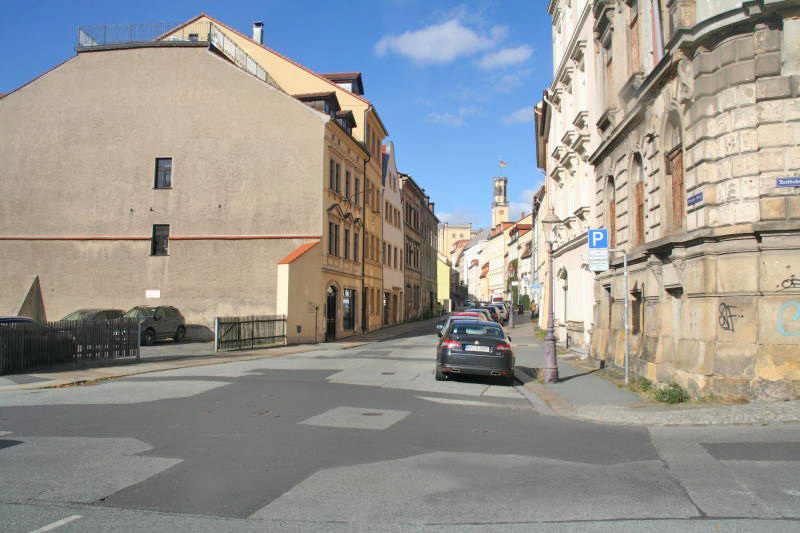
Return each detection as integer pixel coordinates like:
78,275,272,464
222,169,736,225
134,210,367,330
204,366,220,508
478,45,533,70
502,106,535,125
375,19,507,64
520,188,537,203
425,112,464,127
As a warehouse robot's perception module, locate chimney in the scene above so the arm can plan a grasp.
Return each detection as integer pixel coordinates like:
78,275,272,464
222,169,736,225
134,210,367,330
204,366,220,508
253,21,264,44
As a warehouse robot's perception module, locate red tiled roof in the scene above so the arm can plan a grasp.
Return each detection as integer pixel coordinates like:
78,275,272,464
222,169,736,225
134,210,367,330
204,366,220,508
515,224,532,231
278,241,319,264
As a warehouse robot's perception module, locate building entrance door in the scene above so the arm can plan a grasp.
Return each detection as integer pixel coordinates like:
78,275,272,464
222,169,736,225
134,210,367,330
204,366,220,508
326,286,337,341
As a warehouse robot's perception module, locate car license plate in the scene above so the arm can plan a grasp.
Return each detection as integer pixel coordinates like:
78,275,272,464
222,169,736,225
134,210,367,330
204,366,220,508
465,345,491,353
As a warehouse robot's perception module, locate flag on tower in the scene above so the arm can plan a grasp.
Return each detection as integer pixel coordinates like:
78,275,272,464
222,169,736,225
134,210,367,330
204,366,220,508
499,160,507,167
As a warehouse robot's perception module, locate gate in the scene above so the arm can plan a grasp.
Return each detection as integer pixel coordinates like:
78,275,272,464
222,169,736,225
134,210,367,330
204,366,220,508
214,315,286,351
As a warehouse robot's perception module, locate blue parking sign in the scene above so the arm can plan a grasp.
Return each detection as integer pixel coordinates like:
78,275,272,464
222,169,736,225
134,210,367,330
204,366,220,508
588,229,608,249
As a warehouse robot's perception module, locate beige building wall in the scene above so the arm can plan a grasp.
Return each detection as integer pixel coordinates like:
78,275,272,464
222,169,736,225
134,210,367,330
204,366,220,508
586,2,800,399
0,45,326,326
437,223,472,257
277,243,323,344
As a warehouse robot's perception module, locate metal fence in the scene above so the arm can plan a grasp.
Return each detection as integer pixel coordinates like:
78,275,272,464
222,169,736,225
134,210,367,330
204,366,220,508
215,315,286,351
0,318,140,374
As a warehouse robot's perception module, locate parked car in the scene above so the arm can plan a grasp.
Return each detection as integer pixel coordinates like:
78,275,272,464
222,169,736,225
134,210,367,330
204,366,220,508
0,316,76,369
470,306,500,323
435,320,515,385
125,306,186,345
61,309,125,321
436,314,480,335
455,310,492,322
488,303,508,323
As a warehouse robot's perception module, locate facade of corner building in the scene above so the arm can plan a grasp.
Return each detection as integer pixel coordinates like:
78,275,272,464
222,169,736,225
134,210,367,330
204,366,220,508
538,0,601,354
381,142,404,325
540,0,800,399
0,41,362,343
166,15,390,333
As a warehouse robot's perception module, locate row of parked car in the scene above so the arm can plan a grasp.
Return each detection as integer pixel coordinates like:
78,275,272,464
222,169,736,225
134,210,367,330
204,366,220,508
0,305,186,346
433,300,515,386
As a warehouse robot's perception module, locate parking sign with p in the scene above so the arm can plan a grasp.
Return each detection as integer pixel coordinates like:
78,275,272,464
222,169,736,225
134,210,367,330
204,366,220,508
589,229,608,249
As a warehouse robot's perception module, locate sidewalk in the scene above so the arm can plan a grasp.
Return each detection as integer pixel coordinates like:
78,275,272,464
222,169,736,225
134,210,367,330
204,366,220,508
0,318,440,392
507,319,800,426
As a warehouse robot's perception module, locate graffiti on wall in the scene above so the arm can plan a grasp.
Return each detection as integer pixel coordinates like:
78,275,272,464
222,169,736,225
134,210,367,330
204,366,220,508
781,278,800,289
777,302,800,337
718,303,743,332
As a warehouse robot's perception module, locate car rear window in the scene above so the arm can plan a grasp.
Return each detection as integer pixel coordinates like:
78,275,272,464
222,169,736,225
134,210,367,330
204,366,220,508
451,325,505,338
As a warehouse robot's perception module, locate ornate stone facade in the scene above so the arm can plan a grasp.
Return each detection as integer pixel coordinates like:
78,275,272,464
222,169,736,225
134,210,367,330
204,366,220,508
587,0,800,399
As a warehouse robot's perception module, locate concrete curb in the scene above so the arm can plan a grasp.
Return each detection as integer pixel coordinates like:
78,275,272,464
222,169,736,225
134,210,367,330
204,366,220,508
0,319,438,392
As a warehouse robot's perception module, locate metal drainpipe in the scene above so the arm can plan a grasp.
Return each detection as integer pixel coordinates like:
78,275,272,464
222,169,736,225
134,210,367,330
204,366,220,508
362,105,371,333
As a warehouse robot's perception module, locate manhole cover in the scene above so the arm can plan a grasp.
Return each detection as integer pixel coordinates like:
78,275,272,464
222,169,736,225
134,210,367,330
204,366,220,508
361,412,383,416
381,372,395,375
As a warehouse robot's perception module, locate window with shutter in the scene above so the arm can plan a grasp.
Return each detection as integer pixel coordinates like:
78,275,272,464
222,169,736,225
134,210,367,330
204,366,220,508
669,146,684,229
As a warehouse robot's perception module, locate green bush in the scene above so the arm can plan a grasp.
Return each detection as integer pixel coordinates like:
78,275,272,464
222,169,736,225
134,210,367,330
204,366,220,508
635,377,653,392
654,382,690,404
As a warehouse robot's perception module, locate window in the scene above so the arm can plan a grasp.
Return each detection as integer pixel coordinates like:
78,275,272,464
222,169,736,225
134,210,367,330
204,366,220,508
335,162,341,192
343,289,355,329
629,0,640,75
345,171,351,199
668,146,684,229
605,177,617,248
329,159,336,191
632,153,645,246
188,33,199,42
328,222,339,256
344,229,350,260
154,158,172,189
151,224,169,256
354,232,359,262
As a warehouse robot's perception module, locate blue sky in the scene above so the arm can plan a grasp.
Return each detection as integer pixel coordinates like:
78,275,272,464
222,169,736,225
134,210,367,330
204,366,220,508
2,0,552,229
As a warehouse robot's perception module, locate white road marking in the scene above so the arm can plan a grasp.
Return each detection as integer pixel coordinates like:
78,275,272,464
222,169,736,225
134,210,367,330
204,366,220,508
416,396,532,410
29,515,82,532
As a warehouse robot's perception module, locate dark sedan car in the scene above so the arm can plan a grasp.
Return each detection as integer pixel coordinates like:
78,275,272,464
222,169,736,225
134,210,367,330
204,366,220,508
465,306,500,322
435,320,515,385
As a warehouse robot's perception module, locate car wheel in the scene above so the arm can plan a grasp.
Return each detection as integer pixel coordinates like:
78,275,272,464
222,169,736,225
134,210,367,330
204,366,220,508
141,328,156,346
435,368,446,381
174,326,186,342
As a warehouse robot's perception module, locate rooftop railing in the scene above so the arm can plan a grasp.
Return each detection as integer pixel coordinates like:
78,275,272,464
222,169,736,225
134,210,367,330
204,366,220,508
76,21,269,83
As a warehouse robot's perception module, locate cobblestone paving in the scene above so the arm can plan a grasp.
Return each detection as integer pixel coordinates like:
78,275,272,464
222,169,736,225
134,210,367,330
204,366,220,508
572,400,800,426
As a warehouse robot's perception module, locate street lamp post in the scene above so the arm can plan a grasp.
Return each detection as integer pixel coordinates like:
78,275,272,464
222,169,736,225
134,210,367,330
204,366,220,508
541,210,560,383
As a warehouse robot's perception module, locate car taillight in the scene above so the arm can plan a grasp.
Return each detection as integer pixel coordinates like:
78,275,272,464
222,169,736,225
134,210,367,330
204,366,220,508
495,343,512,353
441,340,460,349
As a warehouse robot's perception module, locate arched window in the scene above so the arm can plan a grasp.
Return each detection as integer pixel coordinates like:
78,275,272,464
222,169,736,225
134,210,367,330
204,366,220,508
605,176,617,248
663,111,684,230
632,153,645,246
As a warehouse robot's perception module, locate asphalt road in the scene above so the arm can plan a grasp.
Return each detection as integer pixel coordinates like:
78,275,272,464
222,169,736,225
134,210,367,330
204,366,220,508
1,324,799,532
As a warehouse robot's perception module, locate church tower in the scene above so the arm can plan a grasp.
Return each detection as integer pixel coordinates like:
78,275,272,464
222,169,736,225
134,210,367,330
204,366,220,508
491,176,509,227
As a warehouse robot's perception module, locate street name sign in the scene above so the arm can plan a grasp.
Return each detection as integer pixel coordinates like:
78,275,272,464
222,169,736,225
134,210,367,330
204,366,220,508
687,191,703,206
777,177,800,187
588,229,609,271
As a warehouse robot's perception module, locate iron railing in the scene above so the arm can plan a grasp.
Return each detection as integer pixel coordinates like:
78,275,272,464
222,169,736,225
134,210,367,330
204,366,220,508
215,315,287,351
1,318,140,374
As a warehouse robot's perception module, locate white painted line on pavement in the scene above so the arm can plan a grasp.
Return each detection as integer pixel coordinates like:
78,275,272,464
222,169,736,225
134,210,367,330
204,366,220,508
29,515,82,532
416,396,532,410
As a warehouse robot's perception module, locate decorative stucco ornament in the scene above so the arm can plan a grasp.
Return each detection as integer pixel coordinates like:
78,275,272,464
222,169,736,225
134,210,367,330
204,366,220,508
677,59,694,103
